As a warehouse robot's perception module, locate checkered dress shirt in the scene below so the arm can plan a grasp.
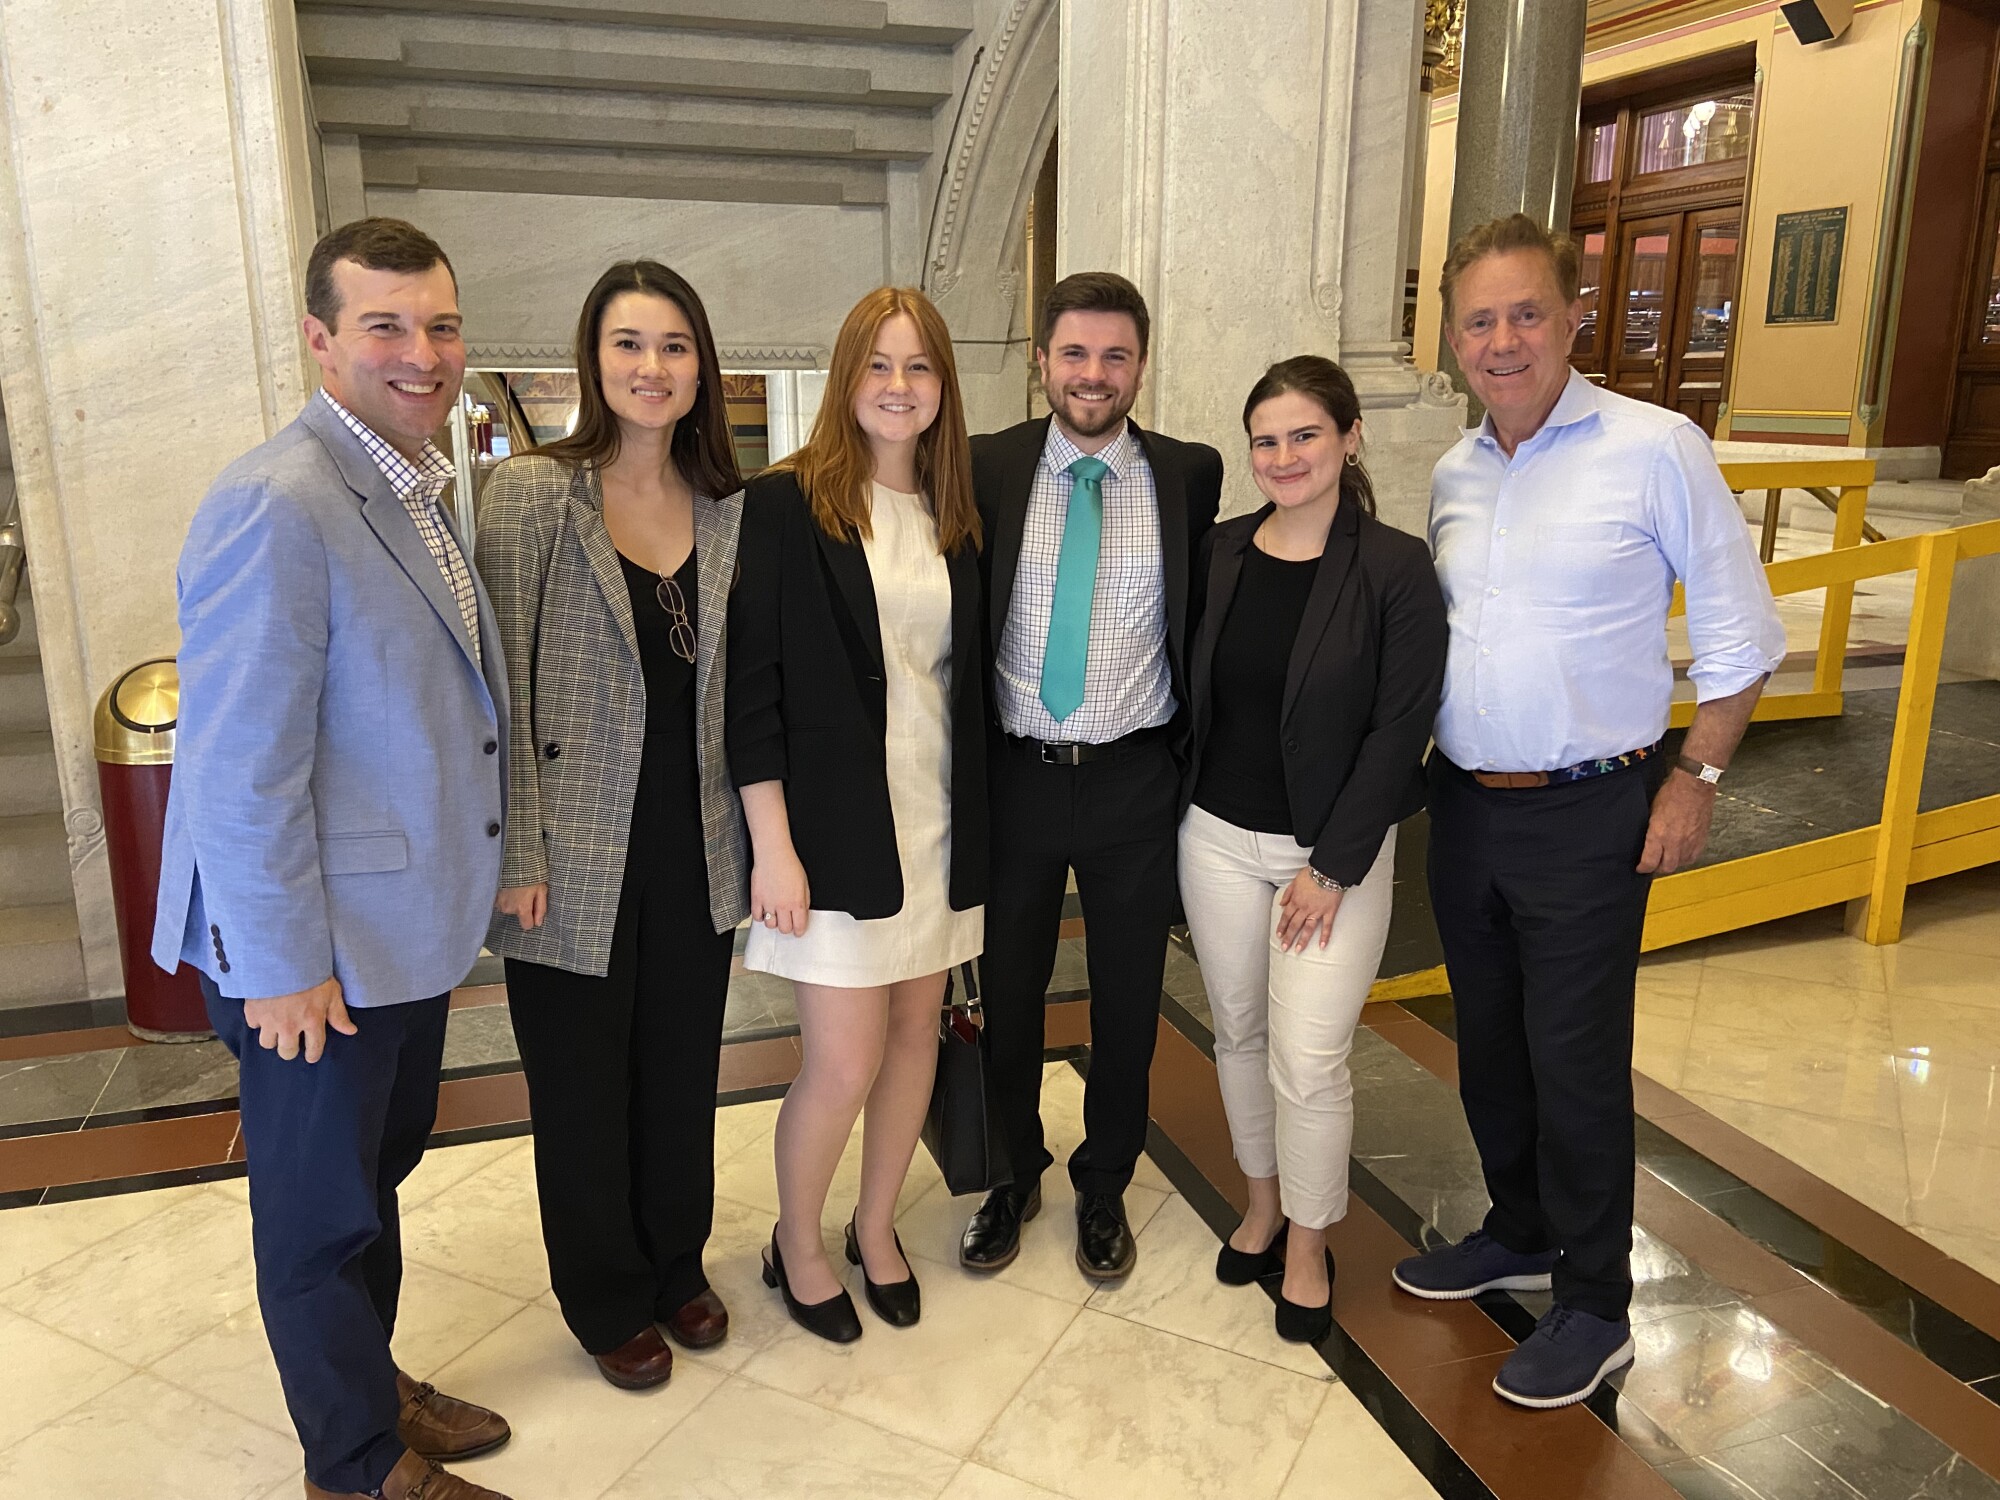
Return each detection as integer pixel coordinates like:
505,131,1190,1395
994,420,1174,743
319,389,482,666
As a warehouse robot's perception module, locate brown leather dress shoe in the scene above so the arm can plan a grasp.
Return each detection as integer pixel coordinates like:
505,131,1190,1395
304,1446,513,1499
395,1371,511,1461
594,1323,675,1390
664,1287,730,1350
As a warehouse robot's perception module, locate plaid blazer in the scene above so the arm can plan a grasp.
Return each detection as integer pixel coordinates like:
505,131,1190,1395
475,456,749,974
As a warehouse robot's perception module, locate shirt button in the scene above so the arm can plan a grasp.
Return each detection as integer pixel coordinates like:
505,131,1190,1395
1497,528,1508,536
1478,708,1488,716
1488,587,1500,596
486,822,501,837
483,740,497,755
1481,647,1491,656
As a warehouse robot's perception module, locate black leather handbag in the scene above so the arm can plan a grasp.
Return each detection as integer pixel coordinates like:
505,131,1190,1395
920,962,1012,1196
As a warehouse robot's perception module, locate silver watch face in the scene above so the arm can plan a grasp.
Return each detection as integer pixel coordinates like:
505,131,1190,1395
1698,764,1723,784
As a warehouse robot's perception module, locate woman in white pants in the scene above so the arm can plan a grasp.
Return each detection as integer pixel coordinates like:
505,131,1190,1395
1178,356,1447,1342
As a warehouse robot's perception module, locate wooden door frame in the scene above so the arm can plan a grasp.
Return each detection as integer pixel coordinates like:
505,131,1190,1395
1607,212,1687,404
1664,205,1745,427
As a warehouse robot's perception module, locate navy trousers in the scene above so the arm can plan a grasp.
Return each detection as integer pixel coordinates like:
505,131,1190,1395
204,976,449,1493
1424,753,1658,1321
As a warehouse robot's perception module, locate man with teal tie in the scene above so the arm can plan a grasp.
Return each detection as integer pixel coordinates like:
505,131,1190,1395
963,272,1223,1281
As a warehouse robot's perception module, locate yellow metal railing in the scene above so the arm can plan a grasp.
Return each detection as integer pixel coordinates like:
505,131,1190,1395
1645,514,2000,950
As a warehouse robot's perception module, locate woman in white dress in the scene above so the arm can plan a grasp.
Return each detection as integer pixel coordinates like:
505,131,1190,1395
727,287,986,1342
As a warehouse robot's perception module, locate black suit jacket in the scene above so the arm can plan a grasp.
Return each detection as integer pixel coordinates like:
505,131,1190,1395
970,416,1223,772
1185,502,1447,887
726,470,988,920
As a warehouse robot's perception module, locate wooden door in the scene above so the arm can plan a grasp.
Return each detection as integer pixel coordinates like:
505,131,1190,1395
1606,215,1682,404
1945,171,2000,478
1664,208,1740,435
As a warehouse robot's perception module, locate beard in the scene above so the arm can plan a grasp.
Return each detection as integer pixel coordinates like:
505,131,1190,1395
1047,382,1133,439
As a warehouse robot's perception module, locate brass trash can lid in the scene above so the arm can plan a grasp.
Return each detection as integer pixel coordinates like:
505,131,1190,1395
94,659,178,765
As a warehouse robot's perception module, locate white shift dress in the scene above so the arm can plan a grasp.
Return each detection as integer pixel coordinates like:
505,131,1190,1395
744,482,985,987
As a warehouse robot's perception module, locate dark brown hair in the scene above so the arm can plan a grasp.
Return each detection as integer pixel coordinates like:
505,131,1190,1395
305,217,456,332
1439,213,1581,326
773,287,980,556
1035,271,1151,357
533,260,741,503
1241,356,1376,518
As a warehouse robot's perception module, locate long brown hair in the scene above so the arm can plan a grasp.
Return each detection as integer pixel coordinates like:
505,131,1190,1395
1241,356,1376,518
775,287,980,555
533,260,741,501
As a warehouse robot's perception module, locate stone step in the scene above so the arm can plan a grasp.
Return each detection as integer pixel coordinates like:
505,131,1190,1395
0,656,51,733
0,729,62,817
0,901,88,1009
0,810,71,907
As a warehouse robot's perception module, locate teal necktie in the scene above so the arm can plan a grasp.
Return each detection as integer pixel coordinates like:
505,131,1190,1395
1039,454,1109,724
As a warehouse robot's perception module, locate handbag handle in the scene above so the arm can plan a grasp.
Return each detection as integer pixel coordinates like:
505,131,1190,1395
940,960,982,1042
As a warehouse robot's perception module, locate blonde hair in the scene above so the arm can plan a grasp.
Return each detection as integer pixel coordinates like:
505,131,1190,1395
1439,213,1581,326
773,287,980,555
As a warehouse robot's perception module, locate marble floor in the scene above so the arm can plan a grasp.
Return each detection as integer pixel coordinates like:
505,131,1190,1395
0,1063,1436,1500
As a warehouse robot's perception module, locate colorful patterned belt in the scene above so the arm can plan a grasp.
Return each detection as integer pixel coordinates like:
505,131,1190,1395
1468,742,1661,790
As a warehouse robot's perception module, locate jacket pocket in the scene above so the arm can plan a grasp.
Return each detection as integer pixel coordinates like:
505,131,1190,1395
321,830,410,875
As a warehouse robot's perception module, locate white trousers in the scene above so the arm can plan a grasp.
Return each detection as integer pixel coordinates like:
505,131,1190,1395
1176,806,1397,1229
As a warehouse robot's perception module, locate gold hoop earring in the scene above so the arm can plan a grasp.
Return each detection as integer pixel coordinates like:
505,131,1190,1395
1345,451,1361,467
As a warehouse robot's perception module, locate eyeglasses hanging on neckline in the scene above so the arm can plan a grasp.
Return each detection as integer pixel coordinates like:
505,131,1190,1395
656,574,697,663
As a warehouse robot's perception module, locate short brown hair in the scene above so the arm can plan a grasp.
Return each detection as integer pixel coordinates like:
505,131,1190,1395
305,217,456,331
1439,213,1580,327
1036,271,1150,357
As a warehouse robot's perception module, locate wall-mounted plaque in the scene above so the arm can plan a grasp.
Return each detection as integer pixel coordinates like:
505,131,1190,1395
1765,206,1847,325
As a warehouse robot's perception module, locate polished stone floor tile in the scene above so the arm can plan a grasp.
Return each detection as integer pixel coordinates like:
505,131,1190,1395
1614,1307,1852,1457
0,1179,199,1291
1788,1390,2000,1500
88,1038,240,1119
1905,1134,2000,1241
397,1134,532,1214
1628,1224,1747,1326
1704,1433,1868,1500
975,1308,1326,1500
0,1048,117,1130
1910,1225,2000,1284
440,1004,522,1072
1887,995,2000,1071
939,1463,1068,1500
1676,1021,1903,1130
0,1305,131,1452
1276,1382,1440,1500
399,1144,554,1301
1677,1094,1912,1223
601,1378,961,1500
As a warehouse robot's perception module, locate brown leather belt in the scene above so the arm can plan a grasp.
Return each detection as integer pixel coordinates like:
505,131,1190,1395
1464,742,1662,791
1471,770,1553,789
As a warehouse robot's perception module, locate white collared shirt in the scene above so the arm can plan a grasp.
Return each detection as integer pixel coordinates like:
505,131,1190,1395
1428,371,1784,772
994,420,1175,742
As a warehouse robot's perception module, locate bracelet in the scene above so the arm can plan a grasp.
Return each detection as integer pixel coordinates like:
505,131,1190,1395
1307,867,1347,893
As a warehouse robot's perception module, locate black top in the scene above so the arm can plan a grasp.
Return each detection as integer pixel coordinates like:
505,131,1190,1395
618,548,697,739
725,470,989,920
1184,502,1448,887
1193,544,1320,835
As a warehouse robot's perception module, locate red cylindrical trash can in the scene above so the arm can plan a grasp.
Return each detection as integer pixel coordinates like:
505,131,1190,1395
94,659,210,1041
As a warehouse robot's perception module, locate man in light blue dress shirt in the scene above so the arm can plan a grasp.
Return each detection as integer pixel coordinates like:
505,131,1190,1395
1391,214,1784,1409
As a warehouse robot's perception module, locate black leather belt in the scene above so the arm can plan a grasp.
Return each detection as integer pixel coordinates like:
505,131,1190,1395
1006,724,1169,765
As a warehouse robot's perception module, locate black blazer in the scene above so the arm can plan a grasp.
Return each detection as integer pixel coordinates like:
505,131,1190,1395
971,416,1223,768
1185,502,1447,887
726,469,988,920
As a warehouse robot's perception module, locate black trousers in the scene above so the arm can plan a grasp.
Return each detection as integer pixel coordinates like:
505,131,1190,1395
1425,752,1658,1320
204,974,447,1494
981,730,1180,1196
504,739,735,1355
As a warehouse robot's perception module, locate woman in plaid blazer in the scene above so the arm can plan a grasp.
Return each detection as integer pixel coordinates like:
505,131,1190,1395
475,261,750,1392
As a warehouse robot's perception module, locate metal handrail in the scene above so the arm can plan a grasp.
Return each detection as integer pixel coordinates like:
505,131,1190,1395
0,481,23,647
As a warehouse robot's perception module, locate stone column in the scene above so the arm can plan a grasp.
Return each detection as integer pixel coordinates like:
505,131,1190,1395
1437,0,1588,387
0,0,319,995
1055,0,1464,535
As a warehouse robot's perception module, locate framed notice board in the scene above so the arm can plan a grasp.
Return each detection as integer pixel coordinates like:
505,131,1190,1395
1765,207,1848,325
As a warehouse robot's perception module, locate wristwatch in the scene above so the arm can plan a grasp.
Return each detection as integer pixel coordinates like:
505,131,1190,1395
1674,753,1725,787
1307,867,1348,893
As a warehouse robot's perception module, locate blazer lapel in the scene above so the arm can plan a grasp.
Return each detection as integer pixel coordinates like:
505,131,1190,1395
691,489,741,721
1133,423,1191,668
986,417,1050,649
303,399,484,676
814,521,885,680
1281,503,1361,722
1193,516,1254,736
565,467,641,667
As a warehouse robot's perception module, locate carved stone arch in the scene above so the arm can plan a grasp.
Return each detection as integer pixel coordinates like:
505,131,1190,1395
923,0,1059,430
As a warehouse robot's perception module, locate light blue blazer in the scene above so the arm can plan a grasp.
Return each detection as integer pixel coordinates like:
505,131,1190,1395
152,397,510,1008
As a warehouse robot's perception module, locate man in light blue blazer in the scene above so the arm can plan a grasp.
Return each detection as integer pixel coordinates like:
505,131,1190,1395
154,218,515,1500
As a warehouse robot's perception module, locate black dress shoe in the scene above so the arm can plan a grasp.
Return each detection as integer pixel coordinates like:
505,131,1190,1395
1274,1250,1336,1344
1075,1191,1136,1280
1215,1220,1288,1286
762,1228,862,1344
844,1218,921,1327
961,1183,1042,1271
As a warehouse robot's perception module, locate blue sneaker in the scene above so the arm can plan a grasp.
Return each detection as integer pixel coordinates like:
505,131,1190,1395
1391,1230,1560,1300
1493,1306,1635,1409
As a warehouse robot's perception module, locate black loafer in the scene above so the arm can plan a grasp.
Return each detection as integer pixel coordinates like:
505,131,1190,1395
1216,1219,1288,1285
1274,1250,1337,1344
845,1218,921,1327
1075,1191,1136,1280
961,1183,1042,1271
762,1229,862,1344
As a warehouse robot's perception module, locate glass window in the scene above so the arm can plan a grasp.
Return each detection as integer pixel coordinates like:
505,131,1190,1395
1635,92,1754,175
1623,233,1671,356
1580,122,1618,185
1576,231,1607,352
1684,220,1739,357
